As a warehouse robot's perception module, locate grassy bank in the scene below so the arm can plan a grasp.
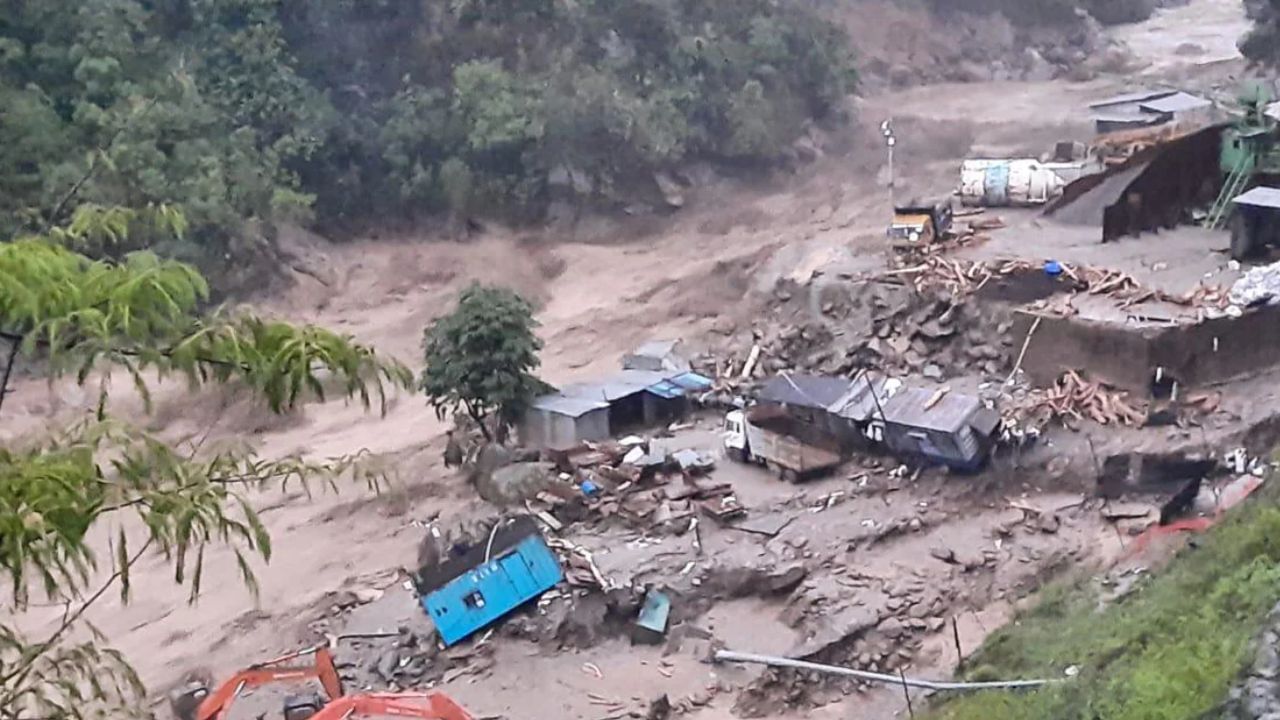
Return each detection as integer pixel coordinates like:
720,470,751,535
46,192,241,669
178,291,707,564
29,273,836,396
928,481,1280,720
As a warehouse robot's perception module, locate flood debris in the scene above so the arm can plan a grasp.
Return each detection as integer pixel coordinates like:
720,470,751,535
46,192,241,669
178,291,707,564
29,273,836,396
1230,258,1280,307
632,589,672,645
1006,369,1147,430
1102,502,1156,521
415,516,564,646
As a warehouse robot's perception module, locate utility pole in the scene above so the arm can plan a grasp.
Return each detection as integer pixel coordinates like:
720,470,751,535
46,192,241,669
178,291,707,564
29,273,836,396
881,119,896,208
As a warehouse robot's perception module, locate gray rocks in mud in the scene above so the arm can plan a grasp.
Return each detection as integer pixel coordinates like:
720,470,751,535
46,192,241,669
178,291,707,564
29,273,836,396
476,461,555,505
716,279,1015,385
1221,602,1280,719
701,561,810,600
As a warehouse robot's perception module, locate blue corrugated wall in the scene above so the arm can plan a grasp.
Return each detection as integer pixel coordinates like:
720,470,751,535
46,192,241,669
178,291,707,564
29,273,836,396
423,534,564,646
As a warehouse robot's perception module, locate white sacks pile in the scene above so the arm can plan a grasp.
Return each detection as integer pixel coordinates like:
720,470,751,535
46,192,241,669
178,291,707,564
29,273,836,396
1230,260,1280,308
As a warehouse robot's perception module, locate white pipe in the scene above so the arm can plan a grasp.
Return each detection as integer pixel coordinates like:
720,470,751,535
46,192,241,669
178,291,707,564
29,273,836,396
713,650,1060,691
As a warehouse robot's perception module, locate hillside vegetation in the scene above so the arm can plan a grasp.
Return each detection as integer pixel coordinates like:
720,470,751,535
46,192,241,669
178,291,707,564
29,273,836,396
1243,0,1280,63
927,0,1167,26
926,480,1280,720
0,0,856,280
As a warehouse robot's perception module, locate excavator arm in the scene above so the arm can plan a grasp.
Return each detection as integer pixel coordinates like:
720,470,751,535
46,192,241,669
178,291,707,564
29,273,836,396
193,647,343,720
308,693,474,720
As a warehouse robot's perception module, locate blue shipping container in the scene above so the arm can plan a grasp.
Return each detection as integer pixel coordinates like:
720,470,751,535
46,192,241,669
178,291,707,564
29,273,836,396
422,533,564,646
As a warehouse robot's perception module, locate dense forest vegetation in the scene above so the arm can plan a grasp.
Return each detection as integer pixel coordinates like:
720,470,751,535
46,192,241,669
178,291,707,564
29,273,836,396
0,0,857,282
931,0,1167,27
1243,0,1280,63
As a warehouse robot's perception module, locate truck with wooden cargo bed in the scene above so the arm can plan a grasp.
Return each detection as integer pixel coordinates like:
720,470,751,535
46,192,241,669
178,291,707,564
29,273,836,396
721,404,845,481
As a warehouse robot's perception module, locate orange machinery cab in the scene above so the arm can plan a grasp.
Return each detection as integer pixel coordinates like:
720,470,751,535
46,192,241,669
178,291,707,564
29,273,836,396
180,646,342,720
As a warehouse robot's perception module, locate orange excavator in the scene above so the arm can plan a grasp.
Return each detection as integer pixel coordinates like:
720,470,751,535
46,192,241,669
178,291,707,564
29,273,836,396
170,646,473,720
309,694,475,719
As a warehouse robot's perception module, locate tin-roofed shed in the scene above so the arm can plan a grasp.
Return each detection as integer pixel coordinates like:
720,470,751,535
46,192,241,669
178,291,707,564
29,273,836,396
756,372,889,452
758,372,888,422
1233,186,1280,208
520,395,610,450
881,388,999,471
1088,90,1212,135
522,369,713,448
1089,89,1177,110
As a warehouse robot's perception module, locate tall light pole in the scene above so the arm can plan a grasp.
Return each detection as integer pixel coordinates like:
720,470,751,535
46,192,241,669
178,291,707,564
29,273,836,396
881,119,896,208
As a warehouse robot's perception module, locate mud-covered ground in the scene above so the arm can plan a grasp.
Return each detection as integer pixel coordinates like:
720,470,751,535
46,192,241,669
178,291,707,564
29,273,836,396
2,1,1266,719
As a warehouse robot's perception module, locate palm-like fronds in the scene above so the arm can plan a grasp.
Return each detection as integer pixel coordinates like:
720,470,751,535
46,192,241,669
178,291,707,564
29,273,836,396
0,207,410,716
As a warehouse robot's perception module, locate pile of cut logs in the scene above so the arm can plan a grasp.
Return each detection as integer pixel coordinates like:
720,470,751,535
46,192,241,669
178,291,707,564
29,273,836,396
1008,370,1147,428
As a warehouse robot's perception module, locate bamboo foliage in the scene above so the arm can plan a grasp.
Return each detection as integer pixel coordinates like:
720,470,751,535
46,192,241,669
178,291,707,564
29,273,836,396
0,220,412,416
0,626,145,720
0,206,411,717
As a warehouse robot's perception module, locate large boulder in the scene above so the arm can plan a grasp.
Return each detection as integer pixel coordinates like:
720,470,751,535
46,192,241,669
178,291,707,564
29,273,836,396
475,461,554,505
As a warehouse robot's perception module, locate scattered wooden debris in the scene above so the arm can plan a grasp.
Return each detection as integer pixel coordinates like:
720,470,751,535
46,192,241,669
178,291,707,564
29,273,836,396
547,538,615,591
900,257,1229,313
1007,370,1147,429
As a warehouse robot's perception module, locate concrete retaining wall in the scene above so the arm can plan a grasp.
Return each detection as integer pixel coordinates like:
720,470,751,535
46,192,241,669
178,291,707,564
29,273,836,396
1012,304,1280,395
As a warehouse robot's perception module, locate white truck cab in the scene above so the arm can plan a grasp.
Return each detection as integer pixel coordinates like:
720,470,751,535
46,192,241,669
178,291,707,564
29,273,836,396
722,410,748,461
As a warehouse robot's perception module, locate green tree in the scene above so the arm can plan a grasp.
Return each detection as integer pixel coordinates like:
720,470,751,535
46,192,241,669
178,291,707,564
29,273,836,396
1243,0,1280,64
419,284,548,442
0,205,412,717
725,80,783,159
0,0,859,266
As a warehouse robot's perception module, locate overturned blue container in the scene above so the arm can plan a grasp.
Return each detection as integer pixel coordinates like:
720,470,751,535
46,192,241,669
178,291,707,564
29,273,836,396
416,516,563,647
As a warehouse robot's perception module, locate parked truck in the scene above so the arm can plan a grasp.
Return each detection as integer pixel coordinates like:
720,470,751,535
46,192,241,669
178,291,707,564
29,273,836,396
723,405,844,481
887,200,954,250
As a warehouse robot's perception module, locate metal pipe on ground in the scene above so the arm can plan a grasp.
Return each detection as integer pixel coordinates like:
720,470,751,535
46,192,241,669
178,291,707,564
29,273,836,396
713,650,1060,692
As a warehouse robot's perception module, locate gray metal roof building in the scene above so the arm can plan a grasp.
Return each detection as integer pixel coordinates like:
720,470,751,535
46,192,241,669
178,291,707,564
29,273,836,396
521,368,712,449
1139,91,1212,115
1089,89,1177,110
521,395,610,450
758,372,888,423
882,387,984,434
1089,89,1212,135
1233,186,1280,209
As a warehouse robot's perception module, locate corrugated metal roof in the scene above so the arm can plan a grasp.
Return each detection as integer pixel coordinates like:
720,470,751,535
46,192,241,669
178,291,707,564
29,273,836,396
1139,92,1211,114
1092,111,1166,125
882,387,982,434
646,379,685,400
830,375,890,423
670,372,713,391
530,394,611,418
560,369,703,403
758,372,888,423
1233,186,1280,209
759,373,855,410
560,370,661,402
1088,89,1176,109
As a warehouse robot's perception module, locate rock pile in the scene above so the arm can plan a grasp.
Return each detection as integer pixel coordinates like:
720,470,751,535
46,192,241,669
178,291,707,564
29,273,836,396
735,569,967,716
332,626,496,694
708,279,1015,387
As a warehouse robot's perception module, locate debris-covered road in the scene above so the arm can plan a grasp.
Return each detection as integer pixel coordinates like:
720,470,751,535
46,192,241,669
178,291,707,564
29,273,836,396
301,418,1134,719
